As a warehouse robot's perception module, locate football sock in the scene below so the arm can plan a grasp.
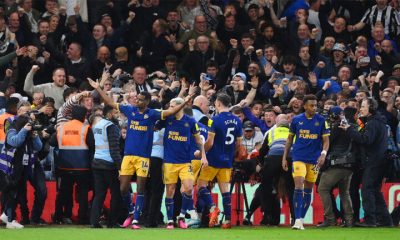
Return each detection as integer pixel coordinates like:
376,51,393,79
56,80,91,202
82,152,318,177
165,198,174,221
293,189,304,220
198,187,214,210
301,188,312,219
133,194,144,221
181,193,194,215
222,192,231,221
196,195,205,213
121,192,135,214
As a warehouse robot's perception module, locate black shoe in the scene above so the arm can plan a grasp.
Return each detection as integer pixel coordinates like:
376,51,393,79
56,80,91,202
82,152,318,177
107,224,122,228
31,218,47,226
242,217,252,226
52,214,62,224
260,216,269,226
355,221,377,228
376,222,394,227
20,218,31,225
341,222,354,228
91,224,103,228
78,219,90,225
317,220,336,228
290,219,295,226
61,218,73,224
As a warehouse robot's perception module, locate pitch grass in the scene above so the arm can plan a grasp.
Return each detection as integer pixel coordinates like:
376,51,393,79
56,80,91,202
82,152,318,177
0,226,399,240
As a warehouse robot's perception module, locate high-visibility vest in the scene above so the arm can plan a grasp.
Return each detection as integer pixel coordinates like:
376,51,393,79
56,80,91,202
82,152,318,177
57,120,90,170
267,126,290,156
0,113,14,145
0,145,16,175
93,118,114,163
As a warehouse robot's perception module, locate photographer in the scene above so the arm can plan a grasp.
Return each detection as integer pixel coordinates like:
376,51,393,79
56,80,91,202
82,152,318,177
8,101,48,225
0,112,43,229
317,106,356,228
340,98,393,227
35,97,57,181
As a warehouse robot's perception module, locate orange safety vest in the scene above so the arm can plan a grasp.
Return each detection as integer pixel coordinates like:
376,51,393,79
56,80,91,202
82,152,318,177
56,119,90,170
0,112,14,145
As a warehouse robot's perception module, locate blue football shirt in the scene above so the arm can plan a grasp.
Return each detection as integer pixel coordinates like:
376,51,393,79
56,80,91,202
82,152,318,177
118,104,162,158
163,114,199,164
206,112,243,168
289,113,330,164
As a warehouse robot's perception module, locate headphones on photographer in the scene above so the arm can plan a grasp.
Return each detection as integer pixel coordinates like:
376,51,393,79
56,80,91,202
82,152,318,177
366,97,378,114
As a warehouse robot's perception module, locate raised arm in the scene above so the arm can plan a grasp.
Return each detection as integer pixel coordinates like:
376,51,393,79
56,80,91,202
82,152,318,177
161,94,193,118
24,65,40,96
88,78,118,109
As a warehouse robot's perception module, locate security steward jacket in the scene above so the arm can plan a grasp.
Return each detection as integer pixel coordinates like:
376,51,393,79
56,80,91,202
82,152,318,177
54,119,95,170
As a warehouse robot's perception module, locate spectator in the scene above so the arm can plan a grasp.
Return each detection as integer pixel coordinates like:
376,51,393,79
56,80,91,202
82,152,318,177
24,66,68,109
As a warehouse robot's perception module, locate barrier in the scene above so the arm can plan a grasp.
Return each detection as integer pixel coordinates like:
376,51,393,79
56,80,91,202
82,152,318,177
22,182,400,225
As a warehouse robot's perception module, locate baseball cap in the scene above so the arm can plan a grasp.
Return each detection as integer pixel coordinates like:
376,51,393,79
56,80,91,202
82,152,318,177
393,64,400,71
233,72,247,82
329,106,342,116
243,121,255,131
10,93,28,102
332,43,347,53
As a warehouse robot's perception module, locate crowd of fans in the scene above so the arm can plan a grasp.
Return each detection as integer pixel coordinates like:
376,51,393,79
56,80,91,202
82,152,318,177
0,0,400,229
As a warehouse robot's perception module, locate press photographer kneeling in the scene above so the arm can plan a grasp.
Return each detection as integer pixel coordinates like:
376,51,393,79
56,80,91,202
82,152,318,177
317,107,356,228
0,110,43,229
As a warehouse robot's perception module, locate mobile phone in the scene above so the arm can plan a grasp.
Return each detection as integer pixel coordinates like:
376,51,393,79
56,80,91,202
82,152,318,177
274,72,284,78
204,74,212,81
358,56,370,64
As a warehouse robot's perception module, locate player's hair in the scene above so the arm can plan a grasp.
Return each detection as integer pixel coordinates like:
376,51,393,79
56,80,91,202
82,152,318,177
216,93,231,107
170,97,184,105
303,94,317,104
139,91,151,102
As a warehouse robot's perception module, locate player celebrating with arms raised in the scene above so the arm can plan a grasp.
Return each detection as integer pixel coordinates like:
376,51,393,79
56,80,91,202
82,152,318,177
196,93,243,229
88,78,191,229
282,94,330,230
160,98,207,229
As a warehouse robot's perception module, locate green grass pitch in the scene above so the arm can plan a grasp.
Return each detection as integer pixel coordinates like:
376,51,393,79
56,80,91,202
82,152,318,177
1,226,399,240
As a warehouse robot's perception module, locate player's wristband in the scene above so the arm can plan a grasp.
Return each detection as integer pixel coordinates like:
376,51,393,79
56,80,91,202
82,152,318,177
321,150,327,156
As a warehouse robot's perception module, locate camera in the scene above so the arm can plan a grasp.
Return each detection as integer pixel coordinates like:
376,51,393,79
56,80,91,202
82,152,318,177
28,120,43,131
232,159,257,182
340,118,348,126
26,110,44,131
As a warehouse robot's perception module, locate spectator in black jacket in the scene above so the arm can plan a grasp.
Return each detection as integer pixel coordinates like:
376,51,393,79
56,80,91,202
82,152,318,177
183,35,225,83
137,19,173,73
64,42,90,89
